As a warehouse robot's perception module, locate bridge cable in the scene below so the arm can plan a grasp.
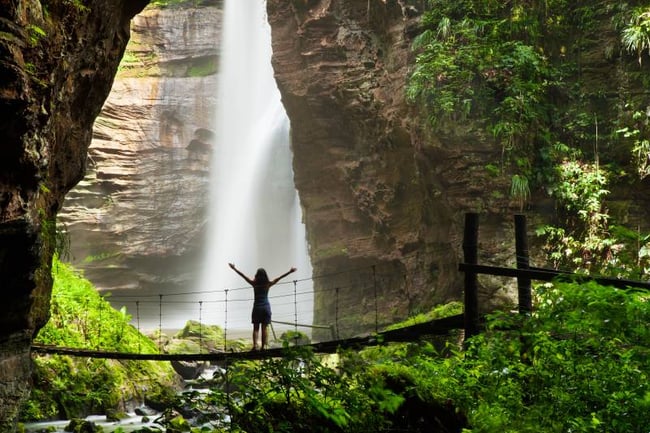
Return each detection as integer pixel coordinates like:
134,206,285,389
199,301,203,354
373,264,378,333
293,280,298,337
335,287,340,340
224,289,229,351
105,262,397,300
158,294,163,351
136,301,141,353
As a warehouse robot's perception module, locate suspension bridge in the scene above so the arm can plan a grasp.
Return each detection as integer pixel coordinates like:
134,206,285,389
30,260,467,362
31,214,650,362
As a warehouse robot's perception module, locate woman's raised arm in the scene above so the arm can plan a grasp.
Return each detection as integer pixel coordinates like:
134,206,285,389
270,267,297,286
228,263,254,285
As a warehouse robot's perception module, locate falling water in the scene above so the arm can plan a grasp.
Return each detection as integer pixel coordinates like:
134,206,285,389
195,0,313,336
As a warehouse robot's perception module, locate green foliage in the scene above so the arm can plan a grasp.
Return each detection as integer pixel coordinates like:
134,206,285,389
534,160,650,277
38,212,71,261
517,281,650,432
621,9,650,65
149,0,202,8
616,109,650,180
176,345,394,432
382,301,463,331
83,251,121,264
22,257,178,422
406,0,584,215
509,174,530,211
167,281,649,432
26,24,46,46
609,225,650,277
374,282,650,432
550,161,609,221
36,259,154,352
279,330,311,346
64,0,89,13
408,0,650,247
187,56,217,77
408,1,563,146
174,320,223,346
163,320,248,354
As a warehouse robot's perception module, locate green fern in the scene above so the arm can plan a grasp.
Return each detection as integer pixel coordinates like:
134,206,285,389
622,10,650,65
510,174,530,211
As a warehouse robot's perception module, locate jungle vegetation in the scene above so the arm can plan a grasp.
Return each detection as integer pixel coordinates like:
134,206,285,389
144,280,648,433
19,259,650,432
408,0,650,278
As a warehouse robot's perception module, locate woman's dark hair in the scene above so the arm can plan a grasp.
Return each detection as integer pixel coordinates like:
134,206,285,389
254,268,270,286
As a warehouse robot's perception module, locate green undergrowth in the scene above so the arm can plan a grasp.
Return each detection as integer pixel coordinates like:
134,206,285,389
162,282,649,433
20,257,180,422
382,300,463,331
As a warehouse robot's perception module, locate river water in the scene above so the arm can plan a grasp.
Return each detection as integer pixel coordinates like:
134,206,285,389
24,414,160,433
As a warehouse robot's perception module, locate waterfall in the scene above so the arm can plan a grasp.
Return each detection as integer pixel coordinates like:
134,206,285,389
195,0,313,336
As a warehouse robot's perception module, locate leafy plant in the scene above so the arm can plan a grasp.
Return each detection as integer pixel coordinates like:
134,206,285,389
149,0,201,8
26,24,46,46
379,281,650,432
63,0,89,13
408,1,650,275
382,301,463,331
534,160,635,276
616,110,650,180
510,174,530,211
622,9,650,65
201,345,388,433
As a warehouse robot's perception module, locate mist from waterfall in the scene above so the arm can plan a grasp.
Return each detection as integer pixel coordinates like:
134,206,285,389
194,0,313,336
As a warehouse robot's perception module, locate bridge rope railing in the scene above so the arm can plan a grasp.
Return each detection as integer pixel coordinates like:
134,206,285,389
34,254,444,358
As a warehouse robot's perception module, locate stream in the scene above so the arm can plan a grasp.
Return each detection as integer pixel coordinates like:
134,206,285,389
24,413,161,433
23,365,222,433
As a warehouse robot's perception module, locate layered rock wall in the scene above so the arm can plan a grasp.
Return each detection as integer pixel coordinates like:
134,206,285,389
0,0,147,429
58,3,220,322
267,0,509,337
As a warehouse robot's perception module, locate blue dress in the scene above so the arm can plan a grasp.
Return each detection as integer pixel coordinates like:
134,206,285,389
252,284,271,325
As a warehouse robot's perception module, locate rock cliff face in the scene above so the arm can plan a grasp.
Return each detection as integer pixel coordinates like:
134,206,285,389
0,0,147,429
57,3,220,321
267,0,513,337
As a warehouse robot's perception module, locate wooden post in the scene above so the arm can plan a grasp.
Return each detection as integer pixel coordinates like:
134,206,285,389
515,214,532,315
463,213,480,339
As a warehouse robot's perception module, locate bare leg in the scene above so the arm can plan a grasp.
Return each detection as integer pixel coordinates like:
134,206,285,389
261,324,269,349
252,323,260,350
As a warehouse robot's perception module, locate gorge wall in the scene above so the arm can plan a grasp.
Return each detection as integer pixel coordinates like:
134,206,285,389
267,0,526,337
58,2,221,329
0,0,147,429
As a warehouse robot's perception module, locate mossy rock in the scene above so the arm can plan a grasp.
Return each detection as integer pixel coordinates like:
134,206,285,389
64,418,103,432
